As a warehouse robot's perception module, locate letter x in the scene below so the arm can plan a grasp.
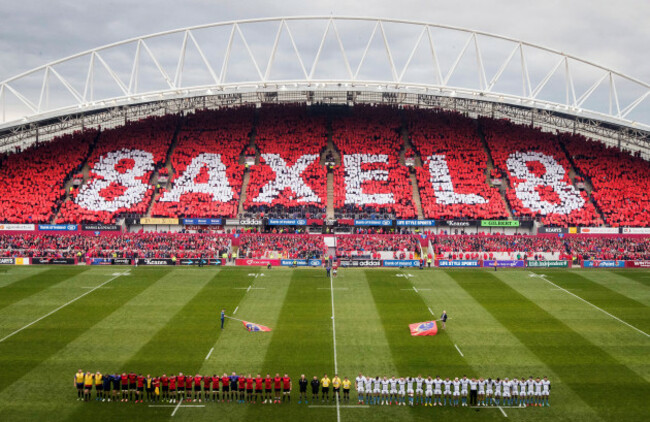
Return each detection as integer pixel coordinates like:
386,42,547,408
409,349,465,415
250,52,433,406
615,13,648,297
253,153,320,203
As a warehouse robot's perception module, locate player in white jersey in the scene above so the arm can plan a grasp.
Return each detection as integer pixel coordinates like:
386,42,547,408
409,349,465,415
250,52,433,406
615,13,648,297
517,377,526,407
364,377,373,404
477,378,486,406
534,377,543,407
433,376,443,406
372,377,381,405
414,375,424,406
485,378,494,405
460,376,469,407
424,376,434,406
541,376,550,407
452,377,461,407
502,378,511,406
526,376,535,406
380,377,390,405
397,377,406,406
355,374,365,404
389,376,398,405
406,377,415,406
510,377,519,406
493,378,502,406
443,378,452,406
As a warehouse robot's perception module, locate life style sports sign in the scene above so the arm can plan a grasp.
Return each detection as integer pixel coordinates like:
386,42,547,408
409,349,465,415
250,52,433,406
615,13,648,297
436,260,481,267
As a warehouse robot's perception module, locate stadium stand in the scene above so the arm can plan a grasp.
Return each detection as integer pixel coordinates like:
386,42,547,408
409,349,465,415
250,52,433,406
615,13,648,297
332,105,416,219
406,109,509,220
0,130,96,223
335,234,422,259
559,132,650,227
237,234,326,259
57,115,179,223
243,105,328,218
480,118,603,227
151,107,253,219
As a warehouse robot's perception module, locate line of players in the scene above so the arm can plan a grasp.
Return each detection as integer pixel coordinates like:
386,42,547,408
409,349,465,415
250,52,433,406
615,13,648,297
75,370,294,404
354,374,551,407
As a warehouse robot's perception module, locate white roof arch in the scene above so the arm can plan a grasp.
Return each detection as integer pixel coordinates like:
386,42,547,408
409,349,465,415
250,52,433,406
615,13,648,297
0,16,648,132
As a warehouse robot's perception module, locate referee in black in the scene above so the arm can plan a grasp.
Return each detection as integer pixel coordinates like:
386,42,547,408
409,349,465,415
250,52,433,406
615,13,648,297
298,374,308,404
440,310,448,330
310,376,320,403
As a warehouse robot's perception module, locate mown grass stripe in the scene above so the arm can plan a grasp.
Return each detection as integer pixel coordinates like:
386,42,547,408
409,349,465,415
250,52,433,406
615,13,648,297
0,268,167,394
615,270,650,288
0,266,49,289
242,269,334,420
576,270,650,307
535,270,650,334
452,269,650,422
0,267,88,312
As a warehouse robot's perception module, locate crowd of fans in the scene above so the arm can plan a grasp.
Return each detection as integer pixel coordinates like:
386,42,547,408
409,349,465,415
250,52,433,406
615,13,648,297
332,105,416,219
406,109,508,220
244,105,328,219
480,118,602,227
237,234,326,259
335,234,421,258
151,107,253,219
0,233,231,259
57,115,178,224
559,132,650,227
0,130,96,223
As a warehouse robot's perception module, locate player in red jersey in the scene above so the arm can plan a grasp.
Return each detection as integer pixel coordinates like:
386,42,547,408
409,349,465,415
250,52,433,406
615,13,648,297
169,374,177,403
221,373,230,402
254,374,263,404
246,374,254,403
136,374,145,403
203,374,211,402
238,375,246,403
185,375,194,402
264,374,273,404
282,374,292,403
128,372,137,401
160,374,169,402
210,374,219,402
120,373,128,401
193,374,203,402
273,373,282,403
177,373,185,402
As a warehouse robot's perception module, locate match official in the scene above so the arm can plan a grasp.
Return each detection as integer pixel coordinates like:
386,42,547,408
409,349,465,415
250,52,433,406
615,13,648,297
441,310,448,330
220,309,225,329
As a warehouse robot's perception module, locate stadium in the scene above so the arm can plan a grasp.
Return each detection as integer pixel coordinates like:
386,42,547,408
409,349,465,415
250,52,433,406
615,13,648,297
0,14,649,422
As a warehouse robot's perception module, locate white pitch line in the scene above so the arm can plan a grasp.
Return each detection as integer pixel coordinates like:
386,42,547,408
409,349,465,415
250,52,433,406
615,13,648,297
233,306,239,315
0,272,124,343
149,404,205,408
317,287,348,290
412,286,419,293
329,270,341,422
541,277,649,338
205,347,214,360
309,405,369,408
428,307,435,316
498,406,508,417
171,396,184,416
454,344,464,357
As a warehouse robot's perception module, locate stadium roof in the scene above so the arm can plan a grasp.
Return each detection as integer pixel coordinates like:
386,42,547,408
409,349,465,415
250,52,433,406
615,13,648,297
0,16,649,153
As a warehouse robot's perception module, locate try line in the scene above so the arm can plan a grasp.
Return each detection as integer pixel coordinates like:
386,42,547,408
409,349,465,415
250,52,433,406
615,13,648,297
0,271,127,343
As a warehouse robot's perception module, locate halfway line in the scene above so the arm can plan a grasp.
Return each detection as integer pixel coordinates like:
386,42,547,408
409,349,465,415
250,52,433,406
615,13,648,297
329,270,341,422
541,276,649,338
454,344,464,357
0,272,125,343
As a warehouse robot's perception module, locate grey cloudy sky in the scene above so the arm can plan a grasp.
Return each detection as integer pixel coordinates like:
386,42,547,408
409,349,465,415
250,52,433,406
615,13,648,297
0,0,648,122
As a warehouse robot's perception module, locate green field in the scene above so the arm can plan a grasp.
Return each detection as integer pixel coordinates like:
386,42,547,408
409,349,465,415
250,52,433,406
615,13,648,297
0,265,648,422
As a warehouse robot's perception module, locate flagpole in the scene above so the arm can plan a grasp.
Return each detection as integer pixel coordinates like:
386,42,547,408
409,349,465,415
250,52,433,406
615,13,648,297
224,315,245,323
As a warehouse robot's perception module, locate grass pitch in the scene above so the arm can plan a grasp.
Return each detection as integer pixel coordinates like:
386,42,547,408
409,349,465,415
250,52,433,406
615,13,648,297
0,265,648,422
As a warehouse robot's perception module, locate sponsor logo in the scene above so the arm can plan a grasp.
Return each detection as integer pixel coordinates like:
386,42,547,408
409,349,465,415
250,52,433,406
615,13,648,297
267,218,307,226
627,260,650,268
140,218,179,225
396,220,435,227
354,219,393,226
383,260,420,267
236,258,281,266
538,227,567,234
0,257,15,264
437,260,480,267
112,258,132,265
89,258,113,265
483,260,525,268
280,259,324,267
580,227,620,234
38,224,78,231
339,259,382,267
0,224,35,231
237,219,262,225
441,221,473,227
480,220,520,227
182,218,222,225
34,257,76,264
82,224,120,231
582,260,626,268
622,227,650,234
136,258,175,266
526,260,569,268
